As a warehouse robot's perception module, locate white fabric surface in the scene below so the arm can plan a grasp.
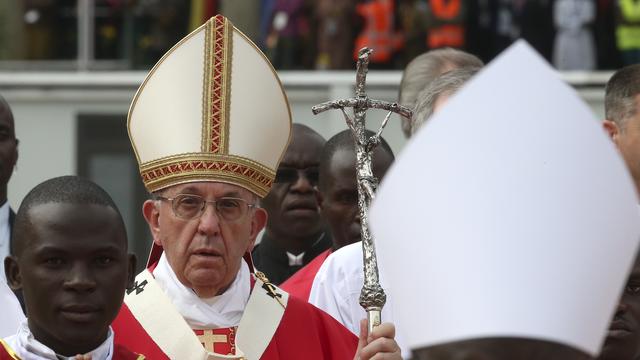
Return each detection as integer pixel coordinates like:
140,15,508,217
0,201,11,283
3,320,114,360
0,281,24,338
309,242,410,358
153,252,250,329
370,41,640,355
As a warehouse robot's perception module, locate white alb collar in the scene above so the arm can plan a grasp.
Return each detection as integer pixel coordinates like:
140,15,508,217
153,252,251,329
5,319,113,360
0,201,9,223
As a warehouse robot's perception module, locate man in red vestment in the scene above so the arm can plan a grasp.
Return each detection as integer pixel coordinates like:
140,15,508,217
111,14,401,360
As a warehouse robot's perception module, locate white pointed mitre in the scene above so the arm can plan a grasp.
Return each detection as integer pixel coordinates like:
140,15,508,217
128,15,291,197
371,41,640,356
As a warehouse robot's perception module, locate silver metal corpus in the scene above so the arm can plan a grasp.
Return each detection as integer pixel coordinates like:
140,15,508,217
312,47,412,333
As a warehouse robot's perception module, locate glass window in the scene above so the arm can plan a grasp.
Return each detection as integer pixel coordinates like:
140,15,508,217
0,0,78,61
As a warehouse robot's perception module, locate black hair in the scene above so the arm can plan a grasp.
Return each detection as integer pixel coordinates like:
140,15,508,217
605,64,640,127
318,129,394,191
12,176,126,255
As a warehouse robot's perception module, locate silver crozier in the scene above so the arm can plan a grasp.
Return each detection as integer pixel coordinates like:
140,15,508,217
312,48,412,332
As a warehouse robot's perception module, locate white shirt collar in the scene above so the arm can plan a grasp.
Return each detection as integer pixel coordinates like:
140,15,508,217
4,319,114,360
0,201,10,221
153,252,250,329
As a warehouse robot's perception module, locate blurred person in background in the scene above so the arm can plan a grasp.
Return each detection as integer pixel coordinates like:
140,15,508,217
252,124,331,285
599,64,640,360
398,48,483,137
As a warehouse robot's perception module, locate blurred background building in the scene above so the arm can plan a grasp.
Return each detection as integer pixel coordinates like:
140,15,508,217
0,0,622,268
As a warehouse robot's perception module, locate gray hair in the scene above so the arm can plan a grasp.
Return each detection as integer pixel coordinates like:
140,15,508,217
411,67,480,136
399,49,483,137
605,64,640,131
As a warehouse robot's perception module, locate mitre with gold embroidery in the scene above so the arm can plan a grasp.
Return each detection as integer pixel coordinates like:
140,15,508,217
128,15,291,197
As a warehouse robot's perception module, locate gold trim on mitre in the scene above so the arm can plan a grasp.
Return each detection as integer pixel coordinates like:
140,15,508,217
202,15,233,154
140,153,275,197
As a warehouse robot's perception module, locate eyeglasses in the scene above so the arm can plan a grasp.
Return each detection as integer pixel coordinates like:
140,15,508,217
274,167,319,186
155,194,256,221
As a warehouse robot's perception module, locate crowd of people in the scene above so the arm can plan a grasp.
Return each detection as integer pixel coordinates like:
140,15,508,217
3,0,638,71
244,0,639,70
0,10,639,360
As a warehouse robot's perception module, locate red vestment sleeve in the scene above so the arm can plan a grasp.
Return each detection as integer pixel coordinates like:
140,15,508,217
0,341,18,360
259,295,358,359
112,304,168,359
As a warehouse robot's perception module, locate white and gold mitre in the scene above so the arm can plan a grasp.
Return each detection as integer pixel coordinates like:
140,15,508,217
128,15,291,197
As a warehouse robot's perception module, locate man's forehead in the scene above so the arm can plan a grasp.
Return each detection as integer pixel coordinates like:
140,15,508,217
23,203,126,253
280,135,324,168
326,149,358,188
165,181,254,199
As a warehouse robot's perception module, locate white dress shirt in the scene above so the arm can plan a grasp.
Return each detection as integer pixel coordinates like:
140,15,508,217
0,281,24,338
309,241,410,358
4,320,114,360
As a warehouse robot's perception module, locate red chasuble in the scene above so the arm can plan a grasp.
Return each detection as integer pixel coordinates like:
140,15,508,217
0,339,144,360
0,341,18,360
280,249,333,300
112,264,358,360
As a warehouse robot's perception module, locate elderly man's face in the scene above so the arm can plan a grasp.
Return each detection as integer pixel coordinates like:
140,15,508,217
599,255,640,360
143,182,266,298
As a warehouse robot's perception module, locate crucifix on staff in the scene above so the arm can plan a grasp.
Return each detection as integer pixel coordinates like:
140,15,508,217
312,47,413,333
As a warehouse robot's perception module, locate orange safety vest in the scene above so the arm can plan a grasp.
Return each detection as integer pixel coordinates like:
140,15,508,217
428,0,465,49
354,0,401,63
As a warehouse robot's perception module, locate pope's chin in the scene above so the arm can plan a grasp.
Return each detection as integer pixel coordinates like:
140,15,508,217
184,262,233,298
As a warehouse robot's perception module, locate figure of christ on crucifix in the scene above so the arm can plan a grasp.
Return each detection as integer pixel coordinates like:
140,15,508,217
312,48,413,332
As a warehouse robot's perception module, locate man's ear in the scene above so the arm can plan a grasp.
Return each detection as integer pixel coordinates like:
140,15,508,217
142,200,162,246
316,190,324,213
126,254,137,288
13,138,18,169
603,120,620,142
4,255,21,291
248,207,267,251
